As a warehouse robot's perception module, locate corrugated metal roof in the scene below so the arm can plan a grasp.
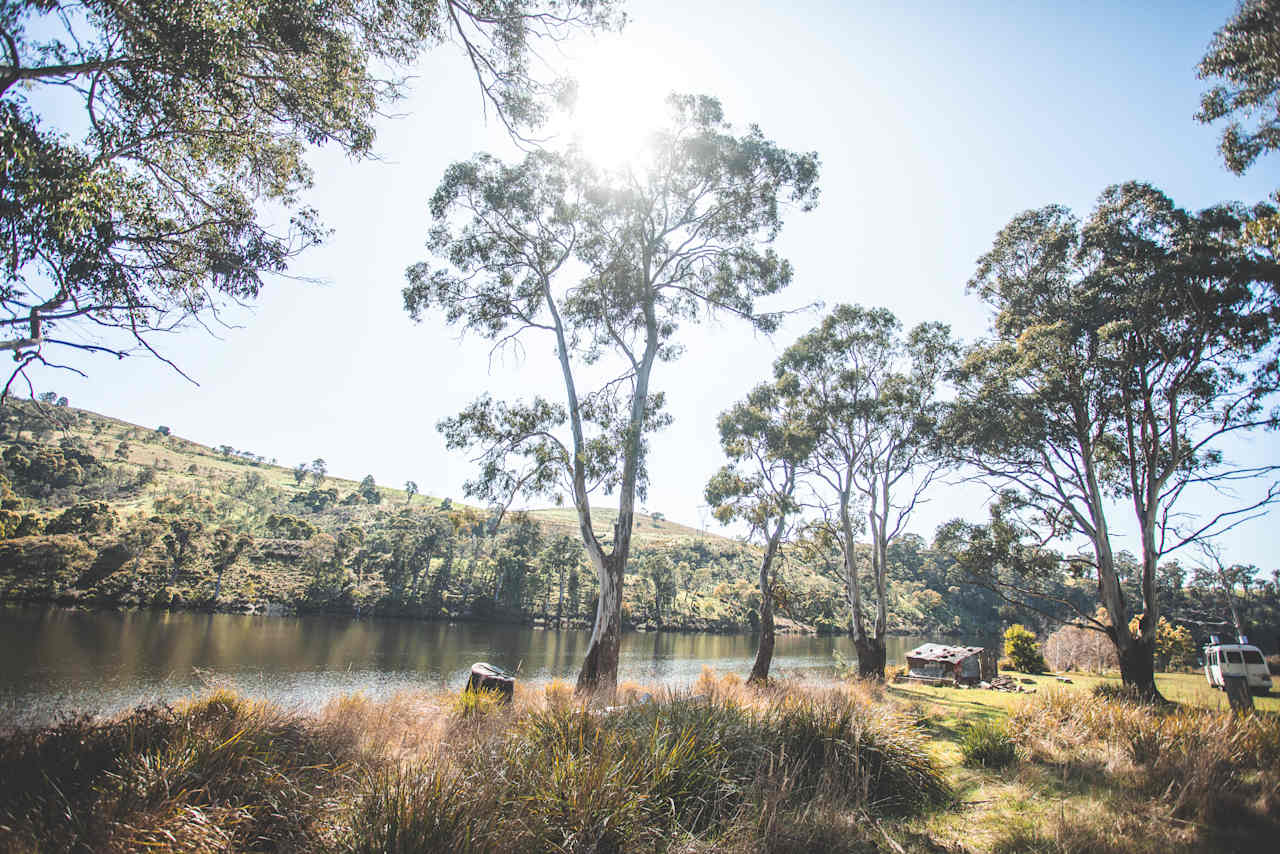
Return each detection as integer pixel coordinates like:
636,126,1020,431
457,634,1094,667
905,643,984,664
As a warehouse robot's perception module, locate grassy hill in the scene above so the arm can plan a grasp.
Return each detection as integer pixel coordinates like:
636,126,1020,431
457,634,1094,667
0,399,1043,640
0,399,851,631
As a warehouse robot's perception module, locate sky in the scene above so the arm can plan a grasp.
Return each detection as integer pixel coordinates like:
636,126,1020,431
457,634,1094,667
22,0,1280,569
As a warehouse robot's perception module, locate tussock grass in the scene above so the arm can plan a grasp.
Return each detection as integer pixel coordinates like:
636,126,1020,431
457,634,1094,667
9,673,1275,853
0,689,358,852
1011,687,1280,827
0,676,948,853
959,719,1017,769
338,681,949,852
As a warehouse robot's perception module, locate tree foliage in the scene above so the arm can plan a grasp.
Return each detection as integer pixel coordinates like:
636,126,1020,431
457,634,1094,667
1002,623,1047,674
0,0,619,396
776,305,956,678
406,94,819,691
1198,0,1280,175
705,376,814,682
942,181,1280,696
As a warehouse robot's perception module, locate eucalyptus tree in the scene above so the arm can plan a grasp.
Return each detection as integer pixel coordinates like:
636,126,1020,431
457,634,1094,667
405,94,819,691
705,376,815,683
777,306,955,678
210,528,253,600
1197,0,1280,250
0,0,620,397
941,182,1280,698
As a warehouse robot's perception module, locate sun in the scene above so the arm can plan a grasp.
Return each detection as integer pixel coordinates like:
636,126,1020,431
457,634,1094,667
557,40,677,170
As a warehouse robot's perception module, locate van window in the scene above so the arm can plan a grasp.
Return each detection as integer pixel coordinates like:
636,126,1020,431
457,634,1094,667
1226,651,1244,664
1243,650,1264,665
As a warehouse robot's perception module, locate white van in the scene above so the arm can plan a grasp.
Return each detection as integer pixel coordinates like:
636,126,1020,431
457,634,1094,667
1203,639,1273,694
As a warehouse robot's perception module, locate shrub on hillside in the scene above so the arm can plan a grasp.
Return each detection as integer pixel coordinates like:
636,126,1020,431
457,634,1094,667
266,514,318,541
2,444,102,490
45,502,118,535
289,488,338,513
1004,624,1047,673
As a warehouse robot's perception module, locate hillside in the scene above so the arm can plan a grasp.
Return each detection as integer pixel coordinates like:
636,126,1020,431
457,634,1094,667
0,399,1021,636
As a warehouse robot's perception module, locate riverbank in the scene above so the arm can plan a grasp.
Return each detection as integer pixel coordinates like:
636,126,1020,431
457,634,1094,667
1,670,1275,853
0,590,836,636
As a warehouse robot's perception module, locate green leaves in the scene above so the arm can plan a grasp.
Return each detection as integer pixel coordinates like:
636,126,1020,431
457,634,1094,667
1197,0,1280,174
412,94,819,539
1,0,620,390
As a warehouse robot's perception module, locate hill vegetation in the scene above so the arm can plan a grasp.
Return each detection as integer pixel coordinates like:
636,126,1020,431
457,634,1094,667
0,398,1002,635
2,399,1276,658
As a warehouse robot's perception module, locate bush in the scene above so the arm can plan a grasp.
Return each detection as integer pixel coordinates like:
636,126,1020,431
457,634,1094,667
45,501,119,535
959,719,1017,768
1004,624,1047,673
0,687,953,854
337,689,949,852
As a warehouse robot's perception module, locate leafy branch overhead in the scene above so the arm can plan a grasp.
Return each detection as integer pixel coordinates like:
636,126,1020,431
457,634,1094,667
0,0,621,398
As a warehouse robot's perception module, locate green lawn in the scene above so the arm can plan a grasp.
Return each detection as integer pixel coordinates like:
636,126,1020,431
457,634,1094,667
888,668,1279,722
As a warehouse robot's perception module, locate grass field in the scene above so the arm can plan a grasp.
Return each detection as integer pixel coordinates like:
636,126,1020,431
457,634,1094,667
889,669,1280,719
0,669,1275,853
885,669,1279,853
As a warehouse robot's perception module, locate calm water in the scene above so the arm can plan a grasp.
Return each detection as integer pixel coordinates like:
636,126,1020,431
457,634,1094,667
0,605,974,726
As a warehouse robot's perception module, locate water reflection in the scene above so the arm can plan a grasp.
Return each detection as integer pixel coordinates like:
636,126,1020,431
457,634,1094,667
0,605,986,726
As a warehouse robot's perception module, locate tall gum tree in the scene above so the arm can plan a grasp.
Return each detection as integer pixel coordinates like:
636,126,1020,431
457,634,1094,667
0,0,620,397
941,182,1280,699
404,95,819,693
705,375,815,684
777,305,955,678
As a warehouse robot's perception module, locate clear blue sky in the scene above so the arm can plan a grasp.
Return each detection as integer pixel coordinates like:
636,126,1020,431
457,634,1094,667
28,1,1280,570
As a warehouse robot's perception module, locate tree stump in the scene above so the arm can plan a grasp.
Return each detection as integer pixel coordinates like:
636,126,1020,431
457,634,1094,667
466,662,514,703
1223,675,1254,713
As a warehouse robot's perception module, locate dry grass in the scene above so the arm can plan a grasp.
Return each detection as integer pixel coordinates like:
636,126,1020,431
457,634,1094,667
3,672,1276,853
0,674,950,853
1010,687,1280,826
0,689,360,852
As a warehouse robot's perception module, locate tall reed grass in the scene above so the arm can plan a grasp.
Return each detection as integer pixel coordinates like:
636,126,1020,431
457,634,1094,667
0,689,359,852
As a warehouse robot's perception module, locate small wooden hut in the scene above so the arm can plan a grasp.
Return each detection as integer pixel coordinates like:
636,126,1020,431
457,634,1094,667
904,643,986,685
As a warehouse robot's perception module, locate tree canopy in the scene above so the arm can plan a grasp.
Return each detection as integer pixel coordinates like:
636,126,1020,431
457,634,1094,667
941,181,1280,696
406,93,819,690
1198,0,1280,175
705,376,814,683
774,305,956,677
0,0,619,397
